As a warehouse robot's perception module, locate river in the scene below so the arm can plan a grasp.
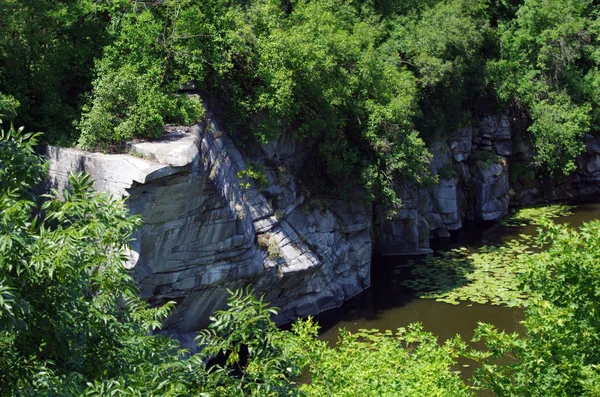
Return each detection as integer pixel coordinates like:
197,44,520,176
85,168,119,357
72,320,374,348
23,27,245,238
313,201,600,387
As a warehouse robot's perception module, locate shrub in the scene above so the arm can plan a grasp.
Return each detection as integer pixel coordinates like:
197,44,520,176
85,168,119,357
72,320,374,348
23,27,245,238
473,150,502,167
237,164,270,191
470,220,600,396
438,164,458,179
78,65,203,150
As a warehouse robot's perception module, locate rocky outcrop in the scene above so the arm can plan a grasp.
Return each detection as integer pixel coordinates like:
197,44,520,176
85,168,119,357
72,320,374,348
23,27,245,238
44,108,600,328
375,114,600,255
44,118,371,334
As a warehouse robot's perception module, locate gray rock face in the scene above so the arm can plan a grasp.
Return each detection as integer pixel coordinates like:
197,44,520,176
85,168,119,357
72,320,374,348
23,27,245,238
375,188,432,256
431,178,462,230
474,161,509,220
44,108,600,331
260,129,309,170
44,118,371,333
449,127,473,162
479,115,511,140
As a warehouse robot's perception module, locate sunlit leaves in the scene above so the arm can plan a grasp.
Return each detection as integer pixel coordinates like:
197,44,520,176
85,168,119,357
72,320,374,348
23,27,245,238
472,219,600,396
0,127,179,394
300,323,472,397
500,204,574,227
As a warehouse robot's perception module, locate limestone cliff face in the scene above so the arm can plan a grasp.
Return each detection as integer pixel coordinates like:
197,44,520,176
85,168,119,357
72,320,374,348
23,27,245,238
43,116,371,336
376,115,600,255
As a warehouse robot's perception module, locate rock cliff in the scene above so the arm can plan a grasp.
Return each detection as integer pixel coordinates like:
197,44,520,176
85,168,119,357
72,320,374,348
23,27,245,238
376,115,600,255
43,115,371,337
43,112,600,332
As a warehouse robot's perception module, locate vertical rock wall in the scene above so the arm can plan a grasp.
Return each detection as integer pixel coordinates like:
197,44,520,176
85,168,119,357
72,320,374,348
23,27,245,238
43,109,600,328
376,115,600,255
44,117,371,335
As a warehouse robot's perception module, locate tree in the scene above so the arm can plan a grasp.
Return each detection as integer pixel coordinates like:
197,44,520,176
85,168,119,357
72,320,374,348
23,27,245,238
0,123,177,394
486,0,599,174
470,219,600,396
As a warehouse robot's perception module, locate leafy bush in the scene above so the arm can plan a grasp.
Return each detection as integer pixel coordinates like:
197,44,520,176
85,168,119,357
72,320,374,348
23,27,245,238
0,125,182,393
473,150,503,167
528,93,590,173
470,220,600,396
0,121,45,195
195,288,308,397
0,93,18,120
238,164,270,191
300,323,472,397
0,0,118,144
486,0,599,174
438,164,458,179
77,2,204,150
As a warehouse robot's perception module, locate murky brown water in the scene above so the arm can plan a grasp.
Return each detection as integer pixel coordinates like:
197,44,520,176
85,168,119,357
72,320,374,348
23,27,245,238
313,201,600,391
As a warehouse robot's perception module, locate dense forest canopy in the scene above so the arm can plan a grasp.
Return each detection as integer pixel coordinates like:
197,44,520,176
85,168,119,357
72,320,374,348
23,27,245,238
1,0,599,204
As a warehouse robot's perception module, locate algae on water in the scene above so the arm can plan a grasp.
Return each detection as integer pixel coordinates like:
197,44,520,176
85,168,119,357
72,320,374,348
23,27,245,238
400,236,537,307
500,204,573,227
401,204,574,307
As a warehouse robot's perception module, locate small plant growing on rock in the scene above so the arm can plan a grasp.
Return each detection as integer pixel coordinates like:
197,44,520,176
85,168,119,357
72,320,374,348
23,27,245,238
278,165,291,187
237,163,270,190
438,164,457,179
257,233,283,260
473,150,503,167
235,204,245,220
274,209,285,220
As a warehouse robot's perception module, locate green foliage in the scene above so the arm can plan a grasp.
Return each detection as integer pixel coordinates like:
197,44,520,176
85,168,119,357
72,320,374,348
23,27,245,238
0,120,45,194
78,65,203,150
0,0,118,144
473,149,504,167
390,0,490,137
438,164,458,179
2,0,600,201
257,234,283,260
78,1,204,149
0,125,181,394
210,0,434,204
510,158,536,188
195,288,308,397
0,93,19,121
528,93,590,173
300,323,472,397
470,220,600,396
237,164,270,191
487,0,600,174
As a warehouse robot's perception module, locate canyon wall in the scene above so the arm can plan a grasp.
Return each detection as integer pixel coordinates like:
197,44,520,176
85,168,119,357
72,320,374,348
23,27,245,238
44,112,600,336
377,115,600,255
43,116,371,341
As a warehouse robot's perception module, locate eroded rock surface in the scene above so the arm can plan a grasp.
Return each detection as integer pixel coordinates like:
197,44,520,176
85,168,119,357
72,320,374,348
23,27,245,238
44,120,371,333
44,111,600,329
374,114,600,255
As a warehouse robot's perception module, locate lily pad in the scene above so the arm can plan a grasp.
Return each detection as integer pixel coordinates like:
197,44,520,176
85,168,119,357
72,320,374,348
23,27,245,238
500,204,574,227
399,236,535,307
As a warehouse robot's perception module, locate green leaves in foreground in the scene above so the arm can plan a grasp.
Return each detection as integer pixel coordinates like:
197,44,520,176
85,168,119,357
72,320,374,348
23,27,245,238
401,236,535,306
470,220,600,396
300,324,472,397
